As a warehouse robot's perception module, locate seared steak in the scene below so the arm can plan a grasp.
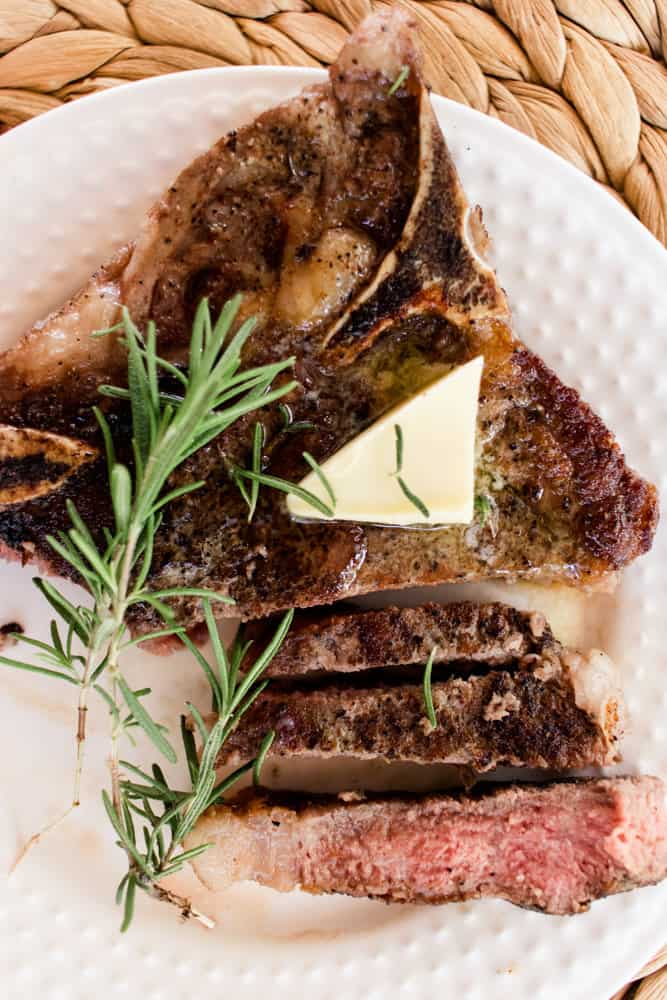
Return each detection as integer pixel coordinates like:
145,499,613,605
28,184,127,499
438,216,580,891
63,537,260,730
186,777,667,914
0,10,657,633
208,642,623,771
252,601,557,677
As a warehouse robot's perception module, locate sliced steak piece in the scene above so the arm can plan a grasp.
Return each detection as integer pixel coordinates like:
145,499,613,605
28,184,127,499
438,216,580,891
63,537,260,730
186,776,667,914
251,601,556,677
0,9,657,636
208,646,623,770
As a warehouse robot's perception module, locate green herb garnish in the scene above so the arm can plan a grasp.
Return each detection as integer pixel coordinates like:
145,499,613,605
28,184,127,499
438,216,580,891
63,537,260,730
392,423,430,519
1,296,297,929
393,423,404,475
236,467,334,518
388,65,409,96
422,646,438,728
253,728,276,786
303,450,336,508
474,491,499,536
474,493,491,526
278,402,315,435
248,421,264,522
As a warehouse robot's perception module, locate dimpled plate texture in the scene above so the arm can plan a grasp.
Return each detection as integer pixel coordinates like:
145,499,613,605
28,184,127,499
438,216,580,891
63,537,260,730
0,68,666,1000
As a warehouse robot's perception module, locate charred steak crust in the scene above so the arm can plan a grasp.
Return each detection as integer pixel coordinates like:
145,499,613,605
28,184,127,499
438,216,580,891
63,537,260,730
209,667,619,772
252,601,556,676
187,777,667,914
0,8,658,633
213,601,622,771
513,348,659,568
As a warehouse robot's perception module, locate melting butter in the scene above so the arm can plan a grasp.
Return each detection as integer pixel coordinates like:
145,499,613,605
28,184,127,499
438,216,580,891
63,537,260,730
288,355,483,526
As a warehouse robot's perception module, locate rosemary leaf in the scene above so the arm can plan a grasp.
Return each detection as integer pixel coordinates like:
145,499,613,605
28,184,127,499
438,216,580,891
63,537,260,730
253,729,275,785
119,759,172,793
115,871,130,906
150,480,205,515
203,600,229,709
186,702,209,745
397,476,430,519
248,422,264,522
180,636,224,715
393,424,404,476
388,65,409,96
205,760,255,810
128,587,234,606
422,647,438,729
124,307,154,463
65,499,98,552
303,451,336,508
121,626,186,650
278,402,291,427
0,655,79,686
33,579,88,642
286,420,316,434
117,677,177,764
180,715,200,786
44,534,99,590
11,633,76,668
120,874,137,933
111,464,132,534
166,843,211,868
102,791,149,872
237,469,334,518
94,684,121,725
173,769,216,843
474,493,491,526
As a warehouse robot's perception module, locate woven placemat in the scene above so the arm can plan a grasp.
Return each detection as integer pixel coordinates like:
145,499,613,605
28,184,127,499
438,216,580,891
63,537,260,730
0,3,666,996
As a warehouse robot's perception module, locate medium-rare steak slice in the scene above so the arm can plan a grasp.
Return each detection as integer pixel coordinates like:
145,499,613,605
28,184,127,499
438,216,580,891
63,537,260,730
251,601,557,677
0,10,657,634
186,777,667,914
206,642,623,771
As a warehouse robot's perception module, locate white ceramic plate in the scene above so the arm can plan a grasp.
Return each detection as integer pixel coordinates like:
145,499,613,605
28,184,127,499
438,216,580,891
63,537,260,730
1,68,666,1000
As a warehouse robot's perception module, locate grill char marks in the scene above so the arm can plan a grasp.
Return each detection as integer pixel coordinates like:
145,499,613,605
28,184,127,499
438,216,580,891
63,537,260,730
186,777,667,914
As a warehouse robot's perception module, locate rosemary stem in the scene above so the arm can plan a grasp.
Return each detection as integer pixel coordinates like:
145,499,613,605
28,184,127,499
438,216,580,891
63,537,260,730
141,879,214,928
3,300,296,929
106,523,142,811
71,632,101,808
9,622,104,870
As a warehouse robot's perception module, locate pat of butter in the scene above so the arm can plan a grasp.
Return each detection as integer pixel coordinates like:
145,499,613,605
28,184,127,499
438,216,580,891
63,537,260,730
287,355,483,525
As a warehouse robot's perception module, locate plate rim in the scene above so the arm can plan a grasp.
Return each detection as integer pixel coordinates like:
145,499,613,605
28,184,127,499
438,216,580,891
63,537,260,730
1,63,665,1000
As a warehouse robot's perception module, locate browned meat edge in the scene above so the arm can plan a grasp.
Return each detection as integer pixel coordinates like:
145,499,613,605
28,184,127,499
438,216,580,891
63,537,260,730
186,776,667,914
247,601,556,677
207,653,621,771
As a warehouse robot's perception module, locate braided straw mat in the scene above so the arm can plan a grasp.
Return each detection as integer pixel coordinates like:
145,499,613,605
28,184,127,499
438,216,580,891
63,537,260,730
0,1,666,996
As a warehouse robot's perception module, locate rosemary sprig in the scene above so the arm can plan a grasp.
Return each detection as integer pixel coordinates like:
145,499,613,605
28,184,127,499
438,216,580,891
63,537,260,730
392,424,430,520
422,646,438,728
1,296,298,923
388,65,409,96
112,605,292,930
